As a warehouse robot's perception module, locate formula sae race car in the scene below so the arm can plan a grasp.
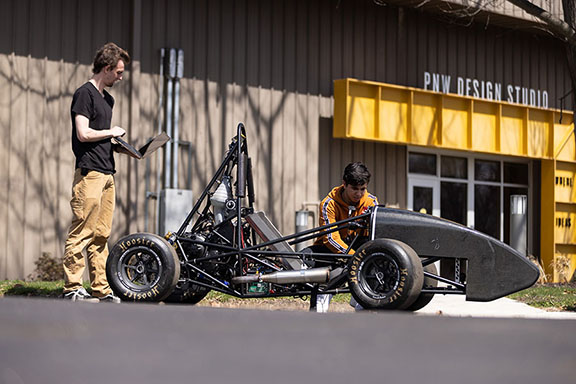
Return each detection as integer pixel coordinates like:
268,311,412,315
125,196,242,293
106,123,539,310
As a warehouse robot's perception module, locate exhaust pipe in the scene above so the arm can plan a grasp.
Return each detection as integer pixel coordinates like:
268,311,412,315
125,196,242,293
232,267,330,285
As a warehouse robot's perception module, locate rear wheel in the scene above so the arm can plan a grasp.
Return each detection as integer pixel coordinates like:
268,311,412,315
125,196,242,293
348,239,423,310
164,269,211,304
106,233,180,302
165,285,210,304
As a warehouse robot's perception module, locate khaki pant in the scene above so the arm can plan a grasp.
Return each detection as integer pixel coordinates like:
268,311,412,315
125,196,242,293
63,169,115,297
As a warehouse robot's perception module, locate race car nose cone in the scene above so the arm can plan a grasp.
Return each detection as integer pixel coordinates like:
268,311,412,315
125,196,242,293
371,207,539,301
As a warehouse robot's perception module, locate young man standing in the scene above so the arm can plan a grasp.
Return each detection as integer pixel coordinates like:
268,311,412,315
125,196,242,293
310,162,379,312
62,42,131,302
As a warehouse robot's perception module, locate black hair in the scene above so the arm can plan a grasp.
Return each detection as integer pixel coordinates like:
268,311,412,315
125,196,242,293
342,162,371,186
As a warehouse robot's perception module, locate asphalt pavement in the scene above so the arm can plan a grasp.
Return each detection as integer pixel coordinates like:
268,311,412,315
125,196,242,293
1,296,575,384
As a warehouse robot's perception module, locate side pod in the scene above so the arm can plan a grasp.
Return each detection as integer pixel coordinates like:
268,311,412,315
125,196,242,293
370,207,540,301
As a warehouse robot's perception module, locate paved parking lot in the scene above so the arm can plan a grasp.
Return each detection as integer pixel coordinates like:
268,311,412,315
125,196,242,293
1,296,575,384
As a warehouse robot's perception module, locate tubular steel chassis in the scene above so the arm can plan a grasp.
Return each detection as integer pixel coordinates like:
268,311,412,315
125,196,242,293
164,124,460,302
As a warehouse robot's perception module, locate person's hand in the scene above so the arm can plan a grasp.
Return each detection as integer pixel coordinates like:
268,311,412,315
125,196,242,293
110,126,126,138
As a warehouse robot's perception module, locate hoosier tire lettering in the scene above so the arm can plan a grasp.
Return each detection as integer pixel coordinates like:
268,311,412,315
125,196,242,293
348,250,364,284
388,269,409,303
123,286,161,300
118,237,155,252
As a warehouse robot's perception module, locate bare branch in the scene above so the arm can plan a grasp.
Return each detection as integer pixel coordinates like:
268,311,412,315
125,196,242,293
506,0,576,45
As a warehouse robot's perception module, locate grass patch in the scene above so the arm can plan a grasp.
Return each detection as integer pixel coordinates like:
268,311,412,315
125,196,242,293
202,290,351,304
0,280,65,298
0,280,93,298
197,290,354,311
508,284,576,312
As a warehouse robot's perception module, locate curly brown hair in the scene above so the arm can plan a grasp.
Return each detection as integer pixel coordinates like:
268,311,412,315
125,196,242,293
92,42,131,74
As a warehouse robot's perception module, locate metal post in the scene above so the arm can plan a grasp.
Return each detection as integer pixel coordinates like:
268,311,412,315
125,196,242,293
510,194,528,255
172,49,184,189
295,210,311,251
155,48,165,234
164,48,176,188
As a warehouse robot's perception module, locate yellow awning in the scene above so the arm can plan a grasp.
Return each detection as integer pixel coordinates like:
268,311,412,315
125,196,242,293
334,78,575,162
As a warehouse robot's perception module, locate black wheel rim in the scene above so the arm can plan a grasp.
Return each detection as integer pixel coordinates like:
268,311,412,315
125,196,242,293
117,246,164,291
358,252,400,299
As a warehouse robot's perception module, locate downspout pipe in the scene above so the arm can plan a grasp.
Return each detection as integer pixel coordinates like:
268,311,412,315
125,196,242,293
172,49,184,189
164,48,176,188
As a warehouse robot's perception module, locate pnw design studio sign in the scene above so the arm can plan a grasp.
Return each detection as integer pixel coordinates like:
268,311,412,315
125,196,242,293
423,71,549,108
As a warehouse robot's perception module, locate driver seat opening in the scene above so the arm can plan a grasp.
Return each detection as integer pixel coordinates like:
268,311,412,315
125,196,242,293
246,211,302,270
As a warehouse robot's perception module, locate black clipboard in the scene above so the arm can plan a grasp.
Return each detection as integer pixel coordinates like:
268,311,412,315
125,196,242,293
113,132,170,160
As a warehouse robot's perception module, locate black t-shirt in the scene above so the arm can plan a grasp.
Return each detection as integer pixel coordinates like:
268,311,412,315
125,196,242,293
70,82,116,174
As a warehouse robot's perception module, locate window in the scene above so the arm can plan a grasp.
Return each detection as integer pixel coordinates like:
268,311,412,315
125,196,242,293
441,182,467,225
413,186,433,214
474,184,501,239
441,156,467,179
504,162,529,185
409,153,436,175
475,160,500,182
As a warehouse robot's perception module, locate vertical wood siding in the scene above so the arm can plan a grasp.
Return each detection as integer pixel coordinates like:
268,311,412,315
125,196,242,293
0,0,571,279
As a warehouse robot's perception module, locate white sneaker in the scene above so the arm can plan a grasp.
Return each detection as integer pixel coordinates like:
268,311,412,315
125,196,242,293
316,294,333,313
63,287,99,303
98,294,122,304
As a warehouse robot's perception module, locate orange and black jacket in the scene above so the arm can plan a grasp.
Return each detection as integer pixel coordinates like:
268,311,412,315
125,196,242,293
313,185,379,254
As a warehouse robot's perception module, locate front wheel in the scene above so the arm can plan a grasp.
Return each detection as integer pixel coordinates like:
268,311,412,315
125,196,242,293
348,239,423,310
106,233,180,302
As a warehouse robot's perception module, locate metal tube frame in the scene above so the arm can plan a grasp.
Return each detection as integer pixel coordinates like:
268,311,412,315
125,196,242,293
166,123,467,300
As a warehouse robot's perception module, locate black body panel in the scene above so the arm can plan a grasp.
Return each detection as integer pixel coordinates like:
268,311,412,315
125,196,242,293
371,207,539,301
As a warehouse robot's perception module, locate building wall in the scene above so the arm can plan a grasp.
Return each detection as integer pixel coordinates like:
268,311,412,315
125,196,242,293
0,0,572,279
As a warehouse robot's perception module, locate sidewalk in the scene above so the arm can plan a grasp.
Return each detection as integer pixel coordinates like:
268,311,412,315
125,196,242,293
415,294,576,320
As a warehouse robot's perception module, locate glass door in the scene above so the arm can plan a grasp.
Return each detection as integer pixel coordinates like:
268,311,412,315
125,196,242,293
408,178,440,217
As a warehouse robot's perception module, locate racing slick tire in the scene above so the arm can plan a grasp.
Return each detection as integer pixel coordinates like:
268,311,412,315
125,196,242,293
405,263,438,311
106,233,180,302
348,239,423,310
